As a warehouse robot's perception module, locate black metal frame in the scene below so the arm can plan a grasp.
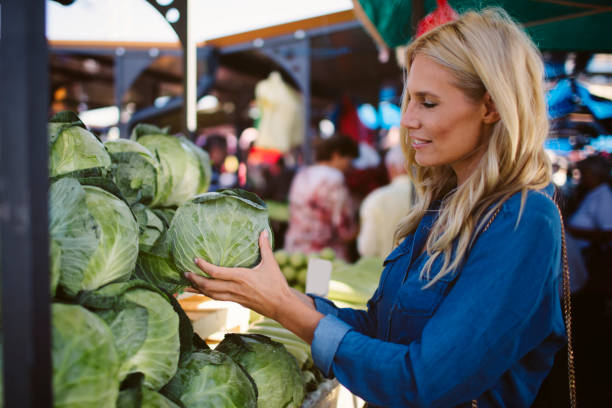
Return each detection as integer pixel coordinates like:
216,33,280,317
0,0,51,407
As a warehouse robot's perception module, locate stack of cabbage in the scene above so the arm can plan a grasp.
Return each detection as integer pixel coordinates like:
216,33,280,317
47,112,305,408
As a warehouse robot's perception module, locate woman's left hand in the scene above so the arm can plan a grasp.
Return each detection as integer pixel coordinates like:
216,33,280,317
184,230,293,321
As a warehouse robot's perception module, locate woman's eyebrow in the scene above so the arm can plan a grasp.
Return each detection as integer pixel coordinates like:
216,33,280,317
413,91,440,99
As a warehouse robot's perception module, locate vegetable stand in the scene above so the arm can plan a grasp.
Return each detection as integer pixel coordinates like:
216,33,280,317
1,2,378,406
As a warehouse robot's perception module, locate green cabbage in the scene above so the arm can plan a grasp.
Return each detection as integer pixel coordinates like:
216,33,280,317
117,385,181,408
79,281,181,390
52,303,120,408
141,388,181,408
161,350,258,408
137,134,210,207
168,189,273,275
105,139,160,205
49,178,139,296
136,209,188,294
48,114,111,177
216,334,305,408
179,136,211,194
138,208,165,252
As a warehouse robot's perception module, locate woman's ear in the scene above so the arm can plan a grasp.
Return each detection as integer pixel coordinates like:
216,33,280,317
482,92,500,124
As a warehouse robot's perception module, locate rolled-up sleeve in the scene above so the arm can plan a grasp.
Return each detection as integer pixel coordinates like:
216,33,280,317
311,315,352,377
308,195,566,407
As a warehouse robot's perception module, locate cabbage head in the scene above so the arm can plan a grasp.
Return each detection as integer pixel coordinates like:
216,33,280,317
52,303,120,408
48,112,111,178
50,178,139,296
216,334,305,408
161,350,257,408
79,281,180,390
117,385,181,408
136,209,189,294
168,189,273,275
137,133,210,207
105,139,160,205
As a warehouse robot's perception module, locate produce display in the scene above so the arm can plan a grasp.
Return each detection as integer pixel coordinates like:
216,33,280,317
45,112,311,408
216,334,306,408
248,318,324,393
52,303,121,408
161,350,258,408
274,248,336,293
327,256,384,309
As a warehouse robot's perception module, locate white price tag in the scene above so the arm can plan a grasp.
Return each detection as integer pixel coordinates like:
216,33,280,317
305,258,332,297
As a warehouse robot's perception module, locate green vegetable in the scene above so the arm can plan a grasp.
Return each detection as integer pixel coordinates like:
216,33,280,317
248,319,310,368
216,334,305,408
49,114,111,178
52,303,120,408
138,208,165,252
136,133,210,207
117,386,181,408
296,268,308,286
318,247,336,261
136,208,189,294
179,136,211,194
282,265,297,281
116,373,181,408
289,252,307,268
273,249,289,266
105,139,160,205
161,350,258,408
169,189,273,275
327,256,384,307
79,281,181,390
50,178,139,296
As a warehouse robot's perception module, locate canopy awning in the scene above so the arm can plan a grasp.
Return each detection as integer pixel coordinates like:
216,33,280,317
356,0,612,51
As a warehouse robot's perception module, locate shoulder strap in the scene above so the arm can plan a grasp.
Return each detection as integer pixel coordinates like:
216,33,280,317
540,191,577,408
472,191,576,408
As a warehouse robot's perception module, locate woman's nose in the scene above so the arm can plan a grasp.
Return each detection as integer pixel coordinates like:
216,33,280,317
400,106,420,130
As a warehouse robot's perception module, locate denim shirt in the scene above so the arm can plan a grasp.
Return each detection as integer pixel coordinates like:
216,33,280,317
309,185,566,407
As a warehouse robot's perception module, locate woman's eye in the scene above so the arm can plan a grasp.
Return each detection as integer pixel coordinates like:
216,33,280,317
422,102,437,108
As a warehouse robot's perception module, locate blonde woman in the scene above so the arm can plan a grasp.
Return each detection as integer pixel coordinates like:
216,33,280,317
186,9,565,407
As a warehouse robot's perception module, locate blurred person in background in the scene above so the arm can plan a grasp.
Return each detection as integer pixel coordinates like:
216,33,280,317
204,134,235,191
284,134,359,261
260,156,296,203
357,145,415,258
567,154,612,288
561,153,612,406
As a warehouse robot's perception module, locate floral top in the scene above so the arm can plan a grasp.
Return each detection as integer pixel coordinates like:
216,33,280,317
284,164,357,260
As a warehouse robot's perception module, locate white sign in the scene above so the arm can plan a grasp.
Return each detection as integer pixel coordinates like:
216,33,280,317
305,258,332,297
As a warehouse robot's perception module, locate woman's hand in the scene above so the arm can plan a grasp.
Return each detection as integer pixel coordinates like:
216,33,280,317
184,230,324,344
184,230,291,320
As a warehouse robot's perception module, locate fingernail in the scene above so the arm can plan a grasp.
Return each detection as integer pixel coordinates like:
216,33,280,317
194,257,199,264
262,230,269,239
184,272,191,279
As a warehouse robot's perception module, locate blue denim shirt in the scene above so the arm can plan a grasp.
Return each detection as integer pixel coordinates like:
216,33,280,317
309,185,566,407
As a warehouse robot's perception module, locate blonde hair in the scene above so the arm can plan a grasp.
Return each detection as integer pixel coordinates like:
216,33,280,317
395,8,551,287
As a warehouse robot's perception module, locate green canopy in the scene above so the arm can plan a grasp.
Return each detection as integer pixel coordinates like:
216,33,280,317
357,0,612,51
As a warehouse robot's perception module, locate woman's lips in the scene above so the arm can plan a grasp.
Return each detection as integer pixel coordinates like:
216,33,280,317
411,138,432,149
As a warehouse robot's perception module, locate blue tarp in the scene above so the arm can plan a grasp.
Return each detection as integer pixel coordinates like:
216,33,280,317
546,78,612,120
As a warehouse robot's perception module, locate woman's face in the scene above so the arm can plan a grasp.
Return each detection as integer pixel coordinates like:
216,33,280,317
401,54,491,185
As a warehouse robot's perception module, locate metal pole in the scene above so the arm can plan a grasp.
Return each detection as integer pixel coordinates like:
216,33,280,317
0,0,52,406
184,0,197,136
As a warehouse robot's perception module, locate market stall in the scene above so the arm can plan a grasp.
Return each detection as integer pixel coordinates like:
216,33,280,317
3,1,611,407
